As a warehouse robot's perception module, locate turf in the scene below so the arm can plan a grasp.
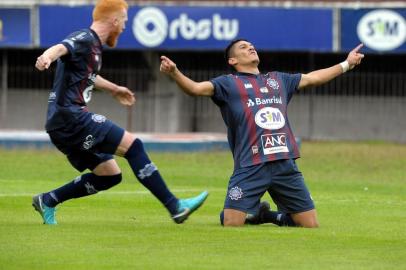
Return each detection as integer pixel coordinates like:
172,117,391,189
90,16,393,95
0,141,405,270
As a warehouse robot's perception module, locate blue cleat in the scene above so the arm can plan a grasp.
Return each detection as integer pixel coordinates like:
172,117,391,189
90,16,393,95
32,194,57,225
172,191,209,224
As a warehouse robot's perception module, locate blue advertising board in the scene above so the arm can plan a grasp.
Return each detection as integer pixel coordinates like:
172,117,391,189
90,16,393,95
341,9,406,53
0,8,31,47
40,5,332,51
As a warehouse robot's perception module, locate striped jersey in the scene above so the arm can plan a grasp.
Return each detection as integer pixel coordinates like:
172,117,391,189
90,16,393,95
210,71,301,169
45,28,102,132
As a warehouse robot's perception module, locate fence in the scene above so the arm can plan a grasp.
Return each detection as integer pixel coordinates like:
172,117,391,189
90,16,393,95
0,49,405,143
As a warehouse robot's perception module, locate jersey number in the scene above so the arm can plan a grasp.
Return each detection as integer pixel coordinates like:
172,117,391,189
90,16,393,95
83,85,94,103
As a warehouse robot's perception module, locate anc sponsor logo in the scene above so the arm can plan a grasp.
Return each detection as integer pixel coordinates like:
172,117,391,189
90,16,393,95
261,133,289,155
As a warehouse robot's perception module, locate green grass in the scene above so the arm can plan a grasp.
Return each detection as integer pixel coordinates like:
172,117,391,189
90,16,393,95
0,141,405,270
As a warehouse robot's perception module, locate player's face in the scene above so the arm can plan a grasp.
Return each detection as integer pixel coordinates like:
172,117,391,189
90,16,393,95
229,41,260,67
106,8,128,48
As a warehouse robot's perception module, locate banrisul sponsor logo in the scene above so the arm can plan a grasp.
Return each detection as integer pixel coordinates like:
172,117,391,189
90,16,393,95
254,107,285,130
246,97,282,107
357,9,406,51
132,7,239,47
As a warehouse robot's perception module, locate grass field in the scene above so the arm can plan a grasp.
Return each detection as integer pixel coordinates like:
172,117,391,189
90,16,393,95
0,141,405,270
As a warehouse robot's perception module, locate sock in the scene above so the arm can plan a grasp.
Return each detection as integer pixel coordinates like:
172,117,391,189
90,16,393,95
125,139,178,215
261,210,296,227
219,211,224,226
42,173,122,207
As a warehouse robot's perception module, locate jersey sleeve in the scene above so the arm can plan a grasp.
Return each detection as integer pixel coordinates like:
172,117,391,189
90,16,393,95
210,75,229,105
279,72,302,102
60,30,92,60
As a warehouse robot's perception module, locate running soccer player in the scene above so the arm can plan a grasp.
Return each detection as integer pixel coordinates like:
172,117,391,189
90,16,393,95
33,0,208,225
160,39,364,227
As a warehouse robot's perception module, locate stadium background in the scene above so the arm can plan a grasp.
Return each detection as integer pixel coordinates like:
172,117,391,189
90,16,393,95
0,0,405,143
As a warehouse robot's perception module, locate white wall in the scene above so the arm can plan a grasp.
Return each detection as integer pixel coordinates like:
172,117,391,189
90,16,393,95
1,87,405,143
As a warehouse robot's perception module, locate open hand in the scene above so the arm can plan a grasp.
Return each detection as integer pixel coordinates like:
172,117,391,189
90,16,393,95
112,86,136,106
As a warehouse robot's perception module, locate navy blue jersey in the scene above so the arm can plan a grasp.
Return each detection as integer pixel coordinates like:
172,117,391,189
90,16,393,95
45,28,103,132
211,71,301,169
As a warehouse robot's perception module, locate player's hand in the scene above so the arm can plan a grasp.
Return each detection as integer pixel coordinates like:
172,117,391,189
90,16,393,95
112,86,136,106
346,44,365,69
160,56,178,76
35,54,52,71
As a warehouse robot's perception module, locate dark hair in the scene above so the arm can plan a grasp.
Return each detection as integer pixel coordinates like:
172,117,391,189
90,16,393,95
224,38,249,64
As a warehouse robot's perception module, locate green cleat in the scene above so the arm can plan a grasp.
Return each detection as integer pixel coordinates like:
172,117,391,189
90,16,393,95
172,191,209,224
32,194,57,225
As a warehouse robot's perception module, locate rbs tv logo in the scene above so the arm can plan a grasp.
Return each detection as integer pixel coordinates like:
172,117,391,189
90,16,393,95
357,9,406,51
132,7,239,47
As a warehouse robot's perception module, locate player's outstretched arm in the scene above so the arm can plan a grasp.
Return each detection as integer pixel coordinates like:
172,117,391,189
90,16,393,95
95,75,135,106
160,55,214,97
298,44,365,90
35,44,68,71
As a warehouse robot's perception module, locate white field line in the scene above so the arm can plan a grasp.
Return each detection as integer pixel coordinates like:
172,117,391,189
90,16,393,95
0,188,225,197
1,191,405,207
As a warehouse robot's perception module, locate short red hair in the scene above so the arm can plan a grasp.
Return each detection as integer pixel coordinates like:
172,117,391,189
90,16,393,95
93,0,128,22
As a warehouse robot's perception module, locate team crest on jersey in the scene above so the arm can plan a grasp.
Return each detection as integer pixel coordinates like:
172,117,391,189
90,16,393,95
266,78,279,90
254,107,285,130
229,186,243,201
91,114,106,123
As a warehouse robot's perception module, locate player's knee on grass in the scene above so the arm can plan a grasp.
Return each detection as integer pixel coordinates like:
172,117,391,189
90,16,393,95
291,210,319,228
296,218,319,228
222,209,247,227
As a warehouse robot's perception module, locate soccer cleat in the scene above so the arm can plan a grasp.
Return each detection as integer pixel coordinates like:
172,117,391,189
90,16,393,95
172,191,209,224
32,194,57,225
245,201,271,225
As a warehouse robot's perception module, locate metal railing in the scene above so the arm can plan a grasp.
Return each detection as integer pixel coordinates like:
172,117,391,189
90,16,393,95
1,49,405,143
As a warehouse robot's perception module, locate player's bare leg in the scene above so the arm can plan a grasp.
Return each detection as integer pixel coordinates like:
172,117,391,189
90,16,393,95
92,159,121,175
291,209,319,228
223,209,247,226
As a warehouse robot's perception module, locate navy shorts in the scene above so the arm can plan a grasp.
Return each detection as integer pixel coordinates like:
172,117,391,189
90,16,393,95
224,159,314,215
48,113,124,172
